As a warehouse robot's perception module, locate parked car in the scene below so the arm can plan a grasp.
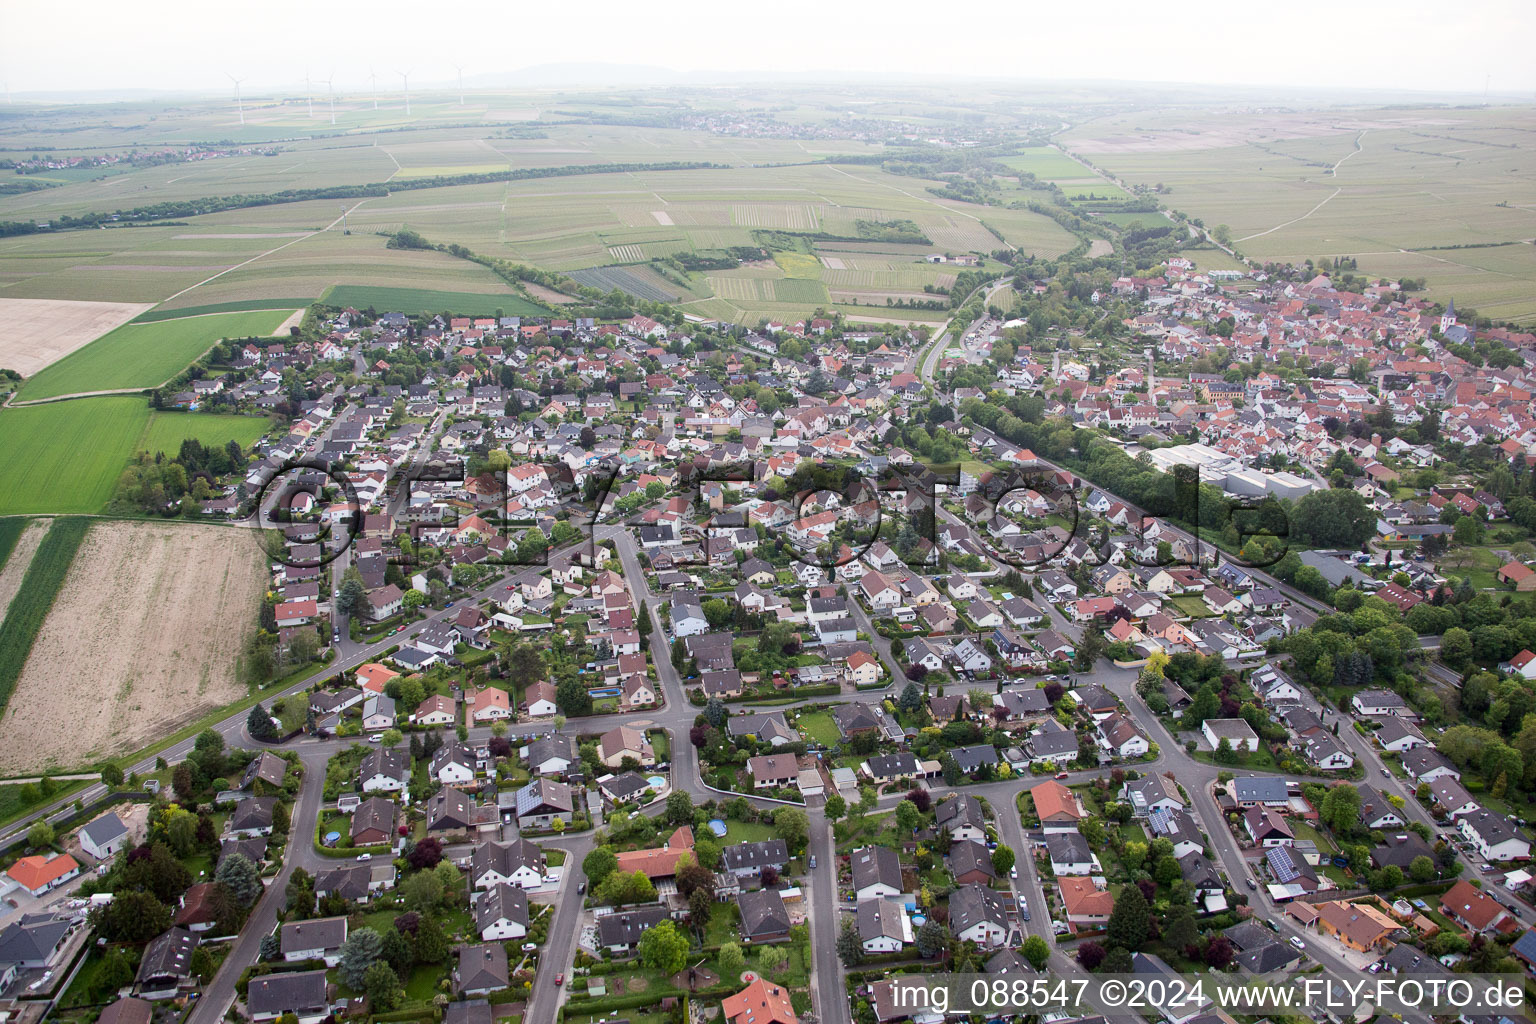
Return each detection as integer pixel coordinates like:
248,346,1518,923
577,881,586,894
1019,905,1030,921
1245,878,1257,890
809,855,817,869
554,974,564,987
1289,936,1305,950
1381,768,1390,777
1010,867,1018,879
1055,771,1069,780
356,853,372,862
521,942,538,951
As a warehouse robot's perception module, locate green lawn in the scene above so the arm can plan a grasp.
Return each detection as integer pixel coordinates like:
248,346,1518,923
1169,595,1217,618
725,820,779,844
18,309,293,399
794,711,839,746
648,730,670,761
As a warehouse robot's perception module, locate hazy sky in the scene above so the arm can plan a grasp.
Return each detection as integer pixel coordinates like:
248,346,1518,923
3,0,1534,97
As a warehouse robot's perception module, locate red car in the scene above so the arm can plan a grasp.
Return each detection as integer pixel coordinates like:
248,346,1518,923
1055,771,1069,780
554,974,564,987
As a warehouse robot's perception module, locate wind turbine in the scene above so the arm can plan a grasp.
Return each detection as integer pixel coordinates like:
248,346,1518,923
368,67,378,110
451,62,465,105
227,74,245,125
304,71,313,118
398,69,411,115
324,72,336,125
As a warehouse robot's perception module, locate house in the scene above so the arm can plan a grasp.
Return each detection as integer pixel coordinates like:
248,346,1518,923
362,694,397,731
136,927,198,999
722,978,799,1024
1147,807,1204,859
471,839,546,890
1232,776,1290,808
350,797,398,847
1030,780,1085,831
1096,712,1148,758
474,884,530,941
95,999,153,1024
856,898,913,954
1403,747,1461,782
1122,774,1185,818
524,734,577,776
737,887,792,943
414,694,456,726
934,794,988,842
1060,876,1114,927
612,825,696,879
78,813,131,860
1460,810,1531,862
947,839,996,885
1428,776,1479,818
1047,831,1096,875
524,681,558,718
596,906,671,953
228,796,277,837
851,846,904,900
1376,716,1428,752
242,752,289,791
721,839,790,880
748,753,800,791
949,883,1010,949
432,745,478,785
728,712,798,747
247,969,333,1023
427,787,480,836
1265,845,1320,898
1357,786,1404,829
1025,718,1080,766
359,747,409,793
598,725,655,767
947,743,999,776
1244,806,1294,847
1440,879,1513,934
455,943,510,996
862,752,922,784
1352,689,1411,717
281,917,349,966
513,779,574,828
1202,718,1260,753
468,687,511,723
1314,900,1398,952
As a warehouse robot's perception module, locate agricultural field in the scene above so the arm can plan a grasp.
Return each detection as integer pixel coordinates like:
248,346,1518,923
0,520,267,772
16,309,294,400
322,284,546,316
1062,106,1536,323
0,518,50,620
136,411,272,458
566,266,680,302
0,397,266,515
0,517,89,733
0,298,155,377
0,398,152,514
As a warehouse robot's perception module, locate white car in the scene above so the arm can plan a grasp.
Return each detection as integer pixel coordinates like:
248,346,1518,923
1289,936,1306,950
356,853,372,862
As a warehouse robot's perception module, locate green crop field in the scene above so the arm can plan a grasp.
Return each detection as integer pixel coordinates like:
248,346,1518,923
0,519,26,574
133,298,315,323
0,517,88,717
322,285,546,316
16,309,293,400
136,411,272,457
0,398,151,513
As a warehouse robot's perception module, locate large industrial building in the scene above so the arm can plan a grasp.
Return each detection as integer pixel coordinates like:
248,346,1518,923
1144,444,1317,500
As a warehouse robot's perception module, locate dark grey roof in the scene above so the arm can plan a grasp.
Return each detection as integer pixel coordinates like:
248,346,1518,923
0,913,71,964
474,884,529,934
456,943,509,992
137,927,197,983
280,916,347,956
737,888,791,939
721,839,789,873
596,907,669,948
851,846,903,893
246,970,329,1017
79,813,129,848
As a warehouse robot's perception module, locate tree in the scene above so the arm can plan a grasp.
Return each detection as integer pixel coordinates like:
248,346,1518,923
172,761,195,801
1204,936,1235,969
666,790,695,825
401,869,444,913
1022,934,1050,970
991,845,1015,875
285,868,315,915
916,917,949,959
1410,855,1437,883
898,682,923,714
773,806,810,852
582,847,618,889
894,799,922,833
27,821,54,849
100,761,125,787
412,915,449,963
1106,883,1149,950
93,890,172,942
339,927,385,989
507,646,545,688
1292,488,1375,548
1163,906,1199,951
555,677,591,716
825,794,846,822
637,920,689,976
1078,941,1107,970
718,942,747,979
408,837,444,870
363,961,403,1012
259,932,282,961
1320,785,1362,838
837,916,865,966
248,703,278,741
214,852,262,907
1441,627,1473,669
705,697,728,728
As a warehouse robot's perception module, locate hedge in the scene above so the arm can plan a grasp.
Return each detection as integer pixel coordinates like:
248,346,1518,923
558,983,735,1020
373,1008,444,1021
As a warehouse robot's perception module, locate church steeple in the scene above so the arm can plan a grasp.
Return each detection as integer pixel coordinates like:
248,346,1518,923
1440,299,1457,334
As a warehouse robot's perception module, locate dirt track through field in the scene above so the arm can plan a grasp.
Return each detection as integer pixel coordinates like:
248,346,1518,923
0,518,51,619
0,521,267,772
0,298,155,377
271,309,305,336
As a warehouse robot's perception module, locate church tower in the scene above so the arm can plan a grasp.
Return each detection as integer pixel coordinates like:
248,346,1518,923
1440,299,1457,334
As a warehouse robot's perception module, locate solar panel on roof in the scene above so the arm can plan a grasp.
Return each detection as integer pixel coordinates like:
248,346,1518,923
1266,845,1301,883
